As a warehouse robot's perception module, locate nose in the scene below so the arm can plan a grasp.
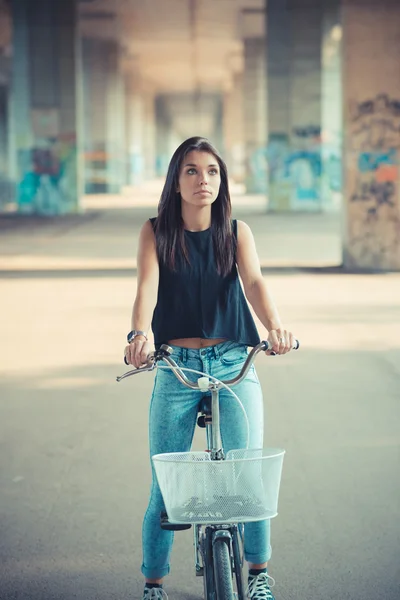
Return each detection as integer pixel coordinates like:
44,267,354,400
199,171,209,185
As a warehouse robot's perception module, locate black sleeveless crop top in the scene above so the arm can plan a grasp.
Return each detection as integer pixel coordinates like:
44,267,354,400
150,218,260,347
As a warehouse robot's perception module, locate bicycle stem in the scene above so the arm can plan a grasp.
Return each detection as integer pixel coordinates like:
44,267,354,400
211,386,224,460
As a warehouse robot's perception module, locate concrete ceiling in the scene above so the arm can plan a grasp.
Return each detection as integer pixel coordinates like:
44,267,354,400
79,0,265,93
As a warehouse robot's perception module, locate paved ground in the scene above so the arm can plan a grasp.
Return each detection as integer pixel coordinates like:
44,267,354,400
0,190,342,271
0,196,399,600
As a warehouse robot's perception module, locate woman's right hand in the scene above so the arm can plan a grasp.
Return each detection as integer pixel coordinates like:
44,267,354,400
124,336,152,368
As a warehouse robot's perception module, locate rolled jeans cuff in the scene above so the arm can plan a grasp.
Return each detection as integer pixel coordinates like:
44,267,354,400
244,544,272,565
141,563,170,579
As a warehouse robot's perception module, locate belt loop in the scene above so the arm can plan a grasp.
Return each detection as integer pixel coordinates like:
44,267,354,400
213,343,220,359
182,348,188,363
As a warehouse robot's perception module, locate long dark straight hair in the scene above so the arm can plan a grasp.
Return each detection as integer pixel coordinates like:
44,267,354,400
154,136,236,277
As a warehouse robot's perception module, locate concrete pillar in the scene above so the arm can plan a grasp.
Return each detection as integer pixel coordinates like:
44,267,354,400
81,38,101,193
125,76,145,186
321,0,342,211
342,0,400,270
267,0,323,211
10,0,80,215
155,96,173,177
106,44,125,193
0,85,7,178
142,89,156,180
0,5,12,208
82,38,125,193
0,82,14,208
213,98,224,157
243,37,268,194
223,73,245,183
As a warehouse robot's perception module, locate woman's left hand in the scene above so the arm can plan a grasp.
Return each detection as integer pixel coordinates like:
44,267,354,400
266,328,295,355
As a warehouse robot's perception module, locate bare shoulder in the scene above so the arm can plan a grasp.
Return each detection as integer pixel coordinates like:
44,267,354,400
139,219,157,246
137,220,159,280
141,218,156,236
137,219,157,258
236,220,255,242
235,220,261,285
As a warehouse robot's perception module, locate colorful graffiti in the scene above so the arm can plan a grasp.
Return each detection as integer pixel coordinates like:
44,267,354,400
246,146,268,194
284,149,321,201
348,94,400,268
17,134,77,215
267,126,340,210
357,148,397,174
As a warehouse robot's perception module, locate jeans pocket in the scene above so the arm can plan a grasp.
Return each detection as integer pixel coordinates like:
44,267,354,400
220,345,248,366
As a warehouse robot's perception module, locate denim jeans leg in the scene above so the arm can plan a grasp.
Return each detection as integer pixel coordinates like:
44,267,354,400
141,366,201,579
141,342,273,578
212,354,272,565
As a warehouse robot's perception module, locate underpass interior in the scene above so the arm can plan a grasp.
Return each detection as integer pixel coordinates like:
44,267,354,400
0,3,400,600
78,0,342,266
0,0,343,265
79,0,273,198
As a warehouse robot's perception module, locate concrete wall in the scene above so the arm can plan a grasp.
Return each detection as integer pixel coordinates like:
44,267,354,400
8,0,79,215
321,0,342,211
342,0,400,270
267,0,323,211
82,38,126,193
242,37,268,194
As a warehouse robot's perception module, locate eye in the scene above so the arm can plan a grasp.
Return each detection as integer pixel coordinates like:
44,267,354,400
187,168,197,175
209,168,218,175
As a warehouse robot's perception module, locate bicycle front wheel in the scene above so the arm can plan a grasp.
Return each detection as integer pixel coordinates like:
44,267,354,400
213,539,234,600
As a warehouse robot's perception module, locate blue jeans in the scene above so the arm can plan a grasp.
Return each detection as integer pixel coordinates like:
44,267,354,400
141,340,272,579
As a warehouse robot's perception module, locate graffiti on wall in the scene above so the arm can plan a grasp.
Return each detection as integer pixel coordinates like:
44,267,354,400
286,126,321,205
350,93,400,130
267,125,341,210
245,146,268,194
18,133,77,215
267,132,321,209
348,94,400,267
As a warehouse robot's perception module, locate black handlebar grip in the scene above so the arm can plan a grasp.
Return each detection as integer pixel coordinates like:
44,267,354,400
261,339,300,350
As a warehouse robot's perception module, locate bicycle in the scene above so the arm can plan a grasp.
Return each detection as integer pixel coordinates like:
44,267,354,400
117,339,299,600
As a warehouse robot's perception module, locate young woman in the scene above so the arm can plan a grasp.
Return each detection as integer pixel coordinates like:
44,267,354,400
124,137,296,600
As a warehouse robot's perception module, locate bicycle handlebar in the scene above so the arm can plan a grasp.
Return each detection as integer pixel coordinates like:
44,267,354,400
116,339,300,387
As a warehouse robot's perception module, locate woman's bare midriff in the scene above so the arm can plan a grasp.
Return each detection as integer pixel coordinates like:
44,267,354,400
167,337,227,349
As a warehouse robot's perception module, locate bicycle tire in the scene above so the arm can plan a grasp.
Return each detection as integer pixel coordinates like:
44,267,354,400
213,539,234,600
201,528,215,600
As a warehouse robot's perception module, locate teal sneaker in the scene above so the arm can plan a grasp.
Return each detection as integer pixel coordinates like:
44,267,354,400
246,572,276,599
142,587,168,599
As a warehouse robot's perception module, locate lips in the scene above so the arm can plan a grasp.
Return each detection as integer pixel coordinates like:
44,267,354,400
195,190,212,195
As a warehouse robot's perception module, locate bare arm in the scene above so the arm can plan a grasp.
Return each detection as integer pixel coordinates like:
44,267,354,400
125,220,159,367
236,220,294,354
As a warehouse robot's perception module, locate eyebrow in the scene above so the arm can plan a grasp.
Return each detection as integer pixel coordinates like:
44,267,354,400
184,163,218,167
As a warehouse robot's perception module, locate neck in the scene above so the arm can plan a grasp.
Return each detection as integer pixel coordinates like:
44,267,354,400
182,205,212,232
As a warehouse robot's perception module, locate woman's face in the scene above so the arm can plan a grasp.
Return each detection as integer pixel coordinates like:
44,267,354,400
177,150,221,207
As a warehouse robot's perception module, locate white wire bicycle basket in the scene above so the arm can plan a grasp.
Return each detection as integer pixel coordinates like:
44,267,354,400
152,448,285,525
